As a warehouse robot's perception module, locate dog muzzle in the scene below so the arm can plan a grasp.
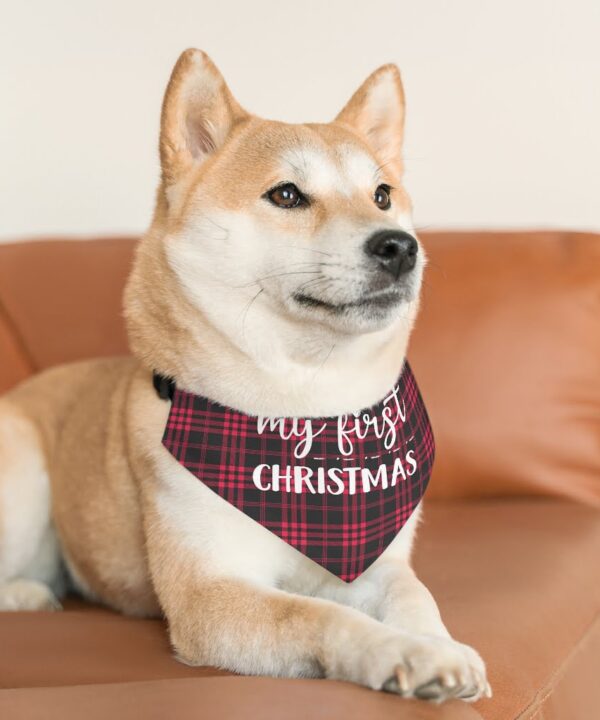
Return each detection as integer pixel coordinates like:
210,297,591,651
156,362,434,582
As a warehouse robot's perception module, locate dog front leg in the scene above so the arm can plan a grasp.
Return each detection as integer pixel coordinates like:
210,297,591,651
366,560,450,636
151,551,490,701
351,558,491,700
143,493,490,700
155,570,408,687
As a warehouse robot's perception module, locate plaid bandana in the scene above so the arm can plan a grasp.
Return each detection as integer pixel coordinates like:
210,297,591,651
159,362,434,582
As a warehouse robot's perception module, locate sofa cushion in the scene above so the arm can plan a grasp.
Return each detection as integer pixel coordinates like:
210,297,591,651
0,676,484,720
0,304,32,394
0,676,485,720
415,500,600,720
0,238,132,373
1,500,599,720
409,231,600,505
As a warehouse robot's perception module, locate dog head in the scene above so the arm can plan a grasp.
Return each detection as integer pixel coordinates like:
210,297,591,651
160,49,422,330
126,50,424,393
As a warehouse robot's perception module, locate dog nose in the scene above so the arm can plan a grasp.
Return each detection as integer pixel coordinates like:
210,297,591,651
364,230,418,278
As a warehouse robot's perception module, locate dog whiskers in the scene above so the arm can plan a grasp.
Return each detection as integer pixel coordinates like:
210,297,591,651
235,259,357,290
294,275,333,295
198,212,227,232
235,270,321,290
310,342,337,384
373,159,394,182
271,244,335,258
239,286,265,345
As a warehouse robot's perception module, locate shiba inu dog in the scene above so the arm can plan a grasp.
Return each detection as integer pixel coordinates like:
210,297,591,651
0,49,490,702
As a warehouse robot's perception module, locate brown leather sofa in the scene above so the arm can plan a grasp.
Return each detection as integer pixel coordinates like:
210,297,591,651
0,231,598,719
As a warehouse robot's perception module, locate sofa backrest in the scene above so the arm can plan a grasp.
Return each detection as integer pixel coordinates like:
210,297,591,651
0,231,598,505
0,237,132,381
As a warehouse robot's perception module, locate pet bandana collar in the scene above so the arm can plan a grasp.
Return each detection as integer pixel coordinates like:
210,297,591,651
156,362,434,582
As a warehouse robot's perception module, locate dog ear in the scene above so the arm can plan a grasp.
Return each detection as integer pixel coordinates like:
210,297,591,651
160,49,247,189
335,65,405,164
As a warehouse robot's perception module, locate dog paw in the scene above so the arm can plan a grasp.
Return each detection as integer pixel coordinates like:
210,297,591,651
372,634,491,703
0,579,62,611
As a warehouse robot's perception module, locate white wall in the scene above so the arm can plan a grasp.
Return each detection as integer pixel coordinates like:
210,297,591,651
1,0,598,240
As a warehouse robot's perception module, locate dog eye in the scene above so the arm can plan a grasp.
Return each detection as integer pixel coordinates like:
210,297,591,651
265,183,307,209
374,184,392,211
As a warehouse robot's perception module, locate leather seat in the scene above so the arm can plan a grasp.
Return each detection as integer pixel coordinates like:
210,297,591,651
0,232,598,719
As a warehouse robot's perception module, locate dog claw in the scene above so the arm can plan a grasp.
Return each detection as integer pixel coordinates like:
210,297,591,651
395,666,410,694
382,676,401,694
382,664,412,696
414,678,445,701
382,669,409,696
440,671,457,689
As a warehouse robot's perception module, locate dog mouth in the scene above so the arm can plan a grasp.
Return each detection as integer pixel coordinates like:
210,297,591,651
292,287,410,314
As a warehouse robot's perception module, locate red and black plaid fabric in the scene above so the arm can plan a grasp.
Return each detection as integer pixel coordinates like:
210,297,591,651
161,362,434,582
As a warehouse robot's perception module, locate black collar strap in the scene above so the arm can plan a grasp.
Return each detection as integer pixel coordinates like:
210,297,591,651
152,372,175,401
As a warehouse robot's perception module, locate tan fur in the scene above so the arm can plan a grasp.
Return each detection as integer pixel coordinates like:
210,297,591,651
0,49,490,702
